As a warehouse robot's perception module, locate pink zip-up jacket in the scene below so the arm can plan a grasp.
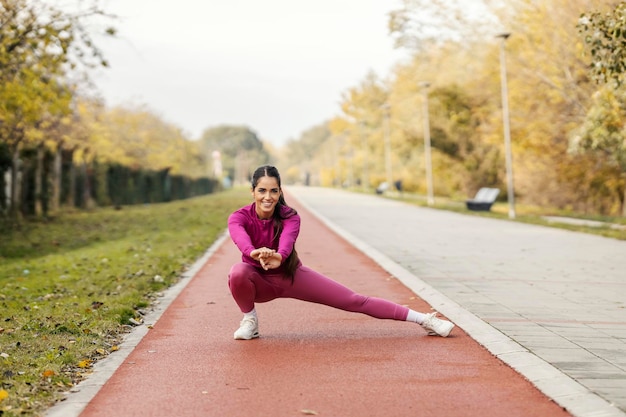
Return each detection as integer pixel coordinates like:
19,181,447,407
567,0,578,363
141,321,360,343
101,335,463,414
228,203,301,273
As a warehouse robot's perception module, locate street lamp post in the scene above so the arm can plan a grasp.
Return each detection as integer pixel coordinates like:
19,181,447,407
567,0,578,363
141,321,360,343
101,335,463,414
497,32,516,219
333,135,340,187
382,104,393,189
359,120,369,191
420,82,435,206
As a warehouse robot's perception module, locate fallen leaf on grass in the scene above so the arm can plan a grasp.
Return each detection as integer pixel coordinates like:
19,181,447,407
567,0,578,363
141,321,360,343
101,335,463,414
42,369,55,378
77,360,91,368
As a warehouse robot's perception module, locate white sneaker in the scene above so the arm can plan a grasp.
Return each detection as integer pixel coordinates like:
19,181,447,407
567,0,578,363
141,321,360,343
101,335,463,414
421,312,454,337
233,317,259,340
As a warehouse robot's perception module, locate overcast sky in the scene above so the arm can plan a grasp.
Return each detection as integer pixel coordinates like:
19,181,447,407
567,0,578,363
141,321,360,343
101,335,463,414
91,0,409,146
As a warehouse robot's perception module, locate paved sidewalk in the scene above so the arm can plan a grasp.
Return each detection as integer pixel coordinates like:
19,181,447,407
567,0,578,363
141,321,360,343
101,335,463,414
46,191,572,417
287,186,626,417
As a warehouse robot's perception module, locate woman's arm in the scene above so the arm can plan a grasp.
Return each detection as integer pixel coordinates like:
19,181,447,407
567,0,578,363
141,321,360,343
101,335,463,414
227,211,256,257
276,213,300,260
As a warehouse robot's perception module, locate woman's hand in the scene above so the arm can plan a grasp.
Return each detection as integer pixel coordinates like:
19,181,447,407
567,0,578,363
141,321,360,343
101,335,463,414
251,247,274,261
250,248,282,270
260,252,282,270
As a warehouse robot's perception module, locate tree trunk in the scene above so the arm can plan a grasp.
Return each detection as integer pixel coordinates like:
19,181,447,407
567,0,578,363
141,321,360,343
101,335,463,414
50,141,63,212
9,146,21,219
1,168,6,213
81,149,95,209
622,178,626,218
34,143,44,216
66,147,77,207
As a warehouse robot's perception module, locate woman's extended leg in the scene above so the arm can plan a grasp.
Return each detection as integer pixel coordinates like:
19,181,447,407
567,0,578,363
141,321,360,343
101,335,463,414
282,266,454,337
284,266,408,320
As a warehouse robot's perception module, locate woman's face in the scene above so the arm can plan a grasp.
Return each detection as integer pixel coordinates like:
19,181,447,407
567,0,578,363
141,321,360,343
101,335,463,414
252,176,281,219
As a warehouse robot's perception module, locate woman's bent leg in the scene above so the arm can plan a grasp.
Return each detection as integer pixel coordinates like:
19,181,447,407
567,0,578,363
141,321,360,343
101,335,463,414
284,266,408,320
228,263,283,313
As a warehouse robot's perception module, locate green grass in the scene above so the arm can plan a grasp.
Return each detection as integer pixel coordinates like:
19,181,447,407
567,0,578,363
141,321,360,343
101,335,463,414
0,189,251,416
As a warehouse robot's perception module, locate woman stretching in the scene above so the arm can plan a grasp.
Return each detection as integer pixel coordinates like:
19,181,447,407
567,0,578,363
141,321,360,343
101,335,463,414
227,165,455,340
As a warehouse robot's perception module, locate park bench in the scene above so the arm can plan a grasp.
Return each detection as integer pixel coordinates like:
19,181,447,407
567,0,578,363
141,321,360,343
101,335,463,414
466,187,500,211
375,182,389,195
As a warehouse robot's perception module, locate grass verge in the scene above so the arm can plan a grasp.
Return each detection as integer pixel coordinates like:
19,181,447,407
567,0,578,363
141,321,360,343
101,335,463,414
0,189,251,416
397,195,626,240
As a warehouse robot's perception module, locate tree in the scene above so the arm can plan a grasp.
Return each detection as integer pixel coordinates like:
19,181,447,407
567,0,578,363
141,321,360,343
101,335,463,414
0,66,72,216
579,2,626,86
199,125,270,184
571,87,626,215
280,122,331,185
573,2,626,215
0,0,115,217
94,103,204,174
388,0,502,50
335,72,390,188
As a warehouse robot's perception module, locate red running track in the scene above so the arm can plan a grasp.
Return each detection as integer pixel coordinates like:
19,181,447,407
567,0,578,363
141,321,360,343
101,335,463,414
79,199,570,417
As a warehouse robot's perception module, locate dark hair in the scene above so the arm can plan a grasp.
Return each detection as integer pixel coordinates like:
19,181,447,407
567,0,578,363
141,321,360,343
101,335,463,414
251,165,299,279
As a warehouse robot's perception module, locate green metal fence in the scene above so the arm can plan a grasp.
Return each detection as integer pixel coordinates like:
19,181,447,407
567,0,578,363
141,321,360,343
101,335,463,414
0,143,220,217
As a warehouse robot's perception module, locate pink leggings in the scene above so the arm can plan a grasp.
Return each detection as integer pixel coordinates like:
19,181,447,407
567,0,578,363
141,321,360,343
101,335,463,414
228,263,409,321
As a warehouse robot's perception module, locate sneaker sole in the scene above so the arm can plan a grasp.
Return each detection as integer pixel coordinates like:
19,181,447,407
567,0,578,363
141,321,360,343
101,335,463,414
234,331,260,340
427,323,454,337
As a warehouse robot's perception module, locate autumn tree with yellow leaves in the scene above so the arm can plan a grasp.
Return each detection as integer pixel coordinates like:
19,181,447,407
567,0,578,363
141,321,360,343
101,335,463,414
1,0,211,220
576,2,626,216
0,0,114,216
280,0,626,216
